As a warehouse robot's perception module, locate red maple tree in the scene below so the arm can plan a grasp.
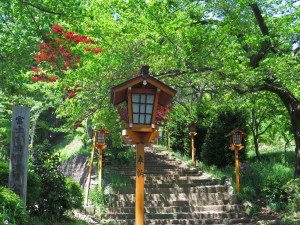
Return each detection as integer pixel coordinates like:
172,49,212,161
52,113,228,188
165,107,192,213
31,24,103,99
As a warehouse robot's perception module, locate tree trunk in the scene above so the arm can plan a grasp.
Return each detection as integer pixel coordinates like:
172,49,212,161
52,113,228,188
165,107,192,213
253,134,261,161
259,83,300,177
290,110,300,177
234,81,300,177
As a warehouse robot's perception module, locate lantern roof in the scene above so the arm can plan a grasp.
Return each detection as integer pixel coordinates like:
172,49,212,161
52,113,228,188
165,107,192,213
188,122,198,128
97,128,110,135
111,67,176,107
225,128,247,137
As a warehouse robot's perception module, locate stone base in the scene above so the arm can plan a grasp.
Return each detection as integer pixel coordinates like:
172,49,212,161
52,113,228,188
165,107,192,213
84,205,95,215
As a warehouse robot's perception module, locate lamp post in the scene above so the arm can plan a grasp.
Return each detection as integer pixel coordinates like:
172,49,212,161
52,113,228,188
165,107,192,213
84,129,109,206
111,66,176,225
188,122,197,167
95,129,109,191
166,128,171,156
225,128,247,193
84,131,97,206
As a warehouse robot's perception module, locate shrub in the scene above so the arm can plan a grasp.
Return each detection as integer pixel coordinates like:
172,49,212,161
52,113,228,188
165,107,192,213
262,175,287,210
0,162,41,208
239,161,264,200
281,178,300,213
0,162,9,186
26,170,42,209
261,164,293,211
30,141,72,218
65,178,83,210
202,109,248,168
0,186,29,225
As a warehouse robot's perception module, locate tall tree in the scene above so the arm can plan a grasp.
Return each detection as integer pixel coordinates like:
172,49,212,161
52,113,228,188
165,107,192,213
82,0,300,176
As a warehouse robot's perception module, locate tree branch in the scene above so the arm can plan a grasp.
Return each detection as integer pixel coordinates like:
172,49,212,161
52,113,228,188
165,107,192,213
191,19,220,26
18,0,65,15
231,81,299,114
153,67,214,78
248,3,276,68
250,3,270,36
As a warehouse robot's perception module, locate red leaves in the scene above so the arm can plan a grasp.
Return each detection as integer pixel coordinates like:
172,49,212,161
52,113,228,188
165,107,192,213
31,24,104,100
33,24,102,73
73,35,87,43
116,105,172,125
66,87,78,99
51,24,64,34
155,105,172,125
31,66,39,73
31,75,58,82
92,48,103,54
64,31,75,40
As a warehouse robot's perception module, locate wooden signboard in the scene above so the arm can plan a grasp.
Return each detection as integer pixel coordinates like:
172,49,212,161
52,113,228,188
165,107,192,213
9,106,30,205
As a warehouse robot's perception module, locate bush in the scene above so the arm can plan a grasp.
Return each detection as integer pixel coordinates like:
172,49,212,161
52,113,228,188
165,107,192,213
281,178,300,213
0,162,9,186
239,161,264,200
30,141,74,218
202,109,248,168
26,170,42,209
262,175,288,211
0,162,41,208
65,178,83,210
0,186,29,225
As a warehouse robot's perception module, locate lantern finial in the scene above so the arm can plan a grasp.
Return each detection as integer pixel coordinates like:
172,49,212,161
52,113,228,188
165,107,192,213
140,65,150,78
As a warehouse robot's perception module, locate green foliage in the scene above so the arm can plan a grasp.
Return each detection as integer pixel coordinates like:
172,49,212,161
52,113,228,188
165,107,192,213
0,162,42,208
104,170,132,190
26,170,42,208
166,104,197,156
89,188,106,208
30,141,81,218
237,153,296,213
277,215,300,225
0,186,29,225
65,178,83,210
0,162,9,186
0,94,10,161
281,179,300,213
201,108,248,168
262,174,290,211
29,216,89,225
108,146,135,166
197,161,230,179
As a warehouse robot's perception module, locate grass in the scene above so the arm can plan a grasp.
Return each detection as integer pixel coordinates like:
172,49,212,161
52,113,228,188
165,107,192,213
54,135,91,161
29,216,89,225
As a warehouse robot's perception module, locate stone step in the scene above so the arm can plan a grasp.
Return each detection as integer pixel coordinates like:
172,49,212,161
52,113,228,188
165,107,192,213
145,179,221,187
97,146,248,225
105,211,245,220
106,204,244,214
116,169,199,176
109,193,234,205
116,185,228,194
108,199,235,208
113,177,222,189
99,218,252,225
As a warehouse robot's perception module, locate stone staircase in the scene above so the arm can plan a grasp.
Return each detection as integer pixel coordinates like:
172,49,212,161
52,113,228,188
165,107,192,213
99,146,252,225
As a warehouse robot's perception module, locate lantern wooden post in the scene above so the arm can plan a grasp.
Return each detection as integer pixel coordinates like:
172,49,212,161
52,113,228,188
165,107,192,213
167,130,171,156
98,149,103,191
234,149,240,192
95,129,109,192
188,123,197,167
225,129,246,193
111,65,176,225
84,132,97,206
136,143,145,224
